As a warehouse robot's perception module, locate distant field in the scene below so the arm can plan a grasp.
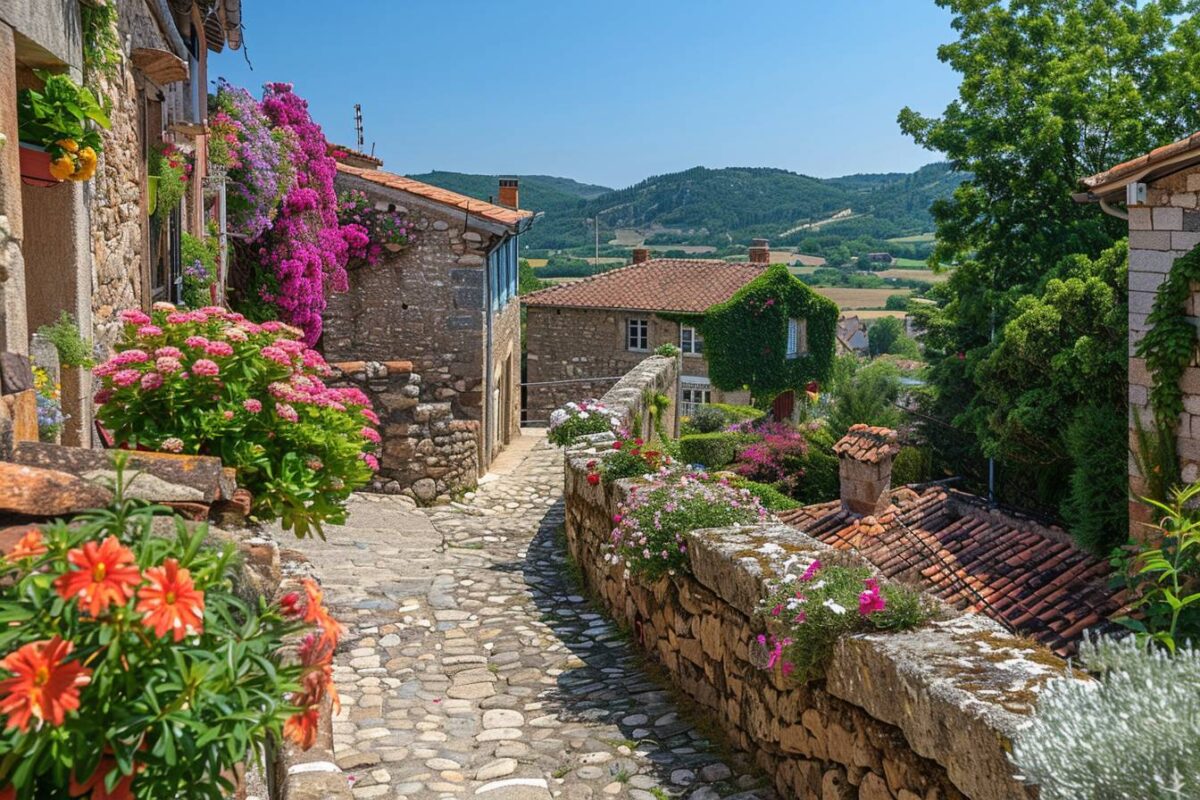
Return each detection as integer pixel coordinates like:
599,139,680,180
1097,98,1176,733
886,233,937,244
876,268,948,283
891,257,930,268
525,258,548,267
815,287,908,310
788,266,819,276
647,244,716,254
582,257,625,266
854,309,908,320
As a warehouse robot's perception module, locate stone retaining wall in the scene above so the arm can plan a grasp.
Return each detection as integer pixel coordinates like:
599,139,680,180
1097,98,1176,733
329,360,480,504
560,357,1066,800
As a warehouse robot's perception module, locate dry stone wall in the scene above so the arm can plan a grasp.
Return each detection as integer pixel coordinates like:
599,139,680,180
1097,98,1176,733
560,356,1069,800
328,360,479,504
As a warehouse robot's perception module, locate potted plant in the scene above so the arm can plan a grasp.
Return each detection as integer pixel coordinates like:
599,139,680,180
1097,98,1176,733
17,70,109,186
148,142,191,219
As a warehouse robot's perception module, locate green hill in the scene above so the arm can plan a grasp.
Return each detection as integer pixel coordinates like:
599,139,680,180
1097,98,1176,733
408,163,964,257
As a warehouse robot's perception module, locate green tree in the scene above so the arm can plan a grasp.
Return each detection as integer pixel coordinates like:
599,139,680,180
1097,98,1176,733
518,259,548,295
884,294,909,312
898,0,1199,519
868,317,904,356
827,358,904,439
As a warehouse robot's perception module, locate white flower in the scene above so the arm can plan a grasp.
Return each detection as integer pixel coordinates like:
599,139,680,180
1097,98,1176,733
822,598,846,615
810,579,826,590
549,409,568,427
578,411,590,419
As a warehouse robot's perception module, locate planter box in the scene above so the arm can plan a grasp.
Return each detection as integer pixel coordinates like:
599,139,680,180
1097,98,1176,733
19,143,61,187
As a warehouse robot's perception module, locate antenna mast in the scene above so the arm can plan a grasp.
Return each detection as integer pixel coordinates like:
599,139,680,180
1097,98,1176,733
354,104,364,149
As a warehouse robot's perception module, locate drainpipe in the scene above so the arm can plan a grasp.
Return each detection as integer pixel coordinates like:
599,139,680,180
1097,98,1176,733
1099,199,1129,221
483,240,496,473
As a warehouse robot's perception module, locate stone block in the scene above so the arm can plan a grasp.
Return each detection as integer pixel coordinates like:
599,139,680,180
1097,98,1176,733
1129,269,1168,294
1172,230,1200,252
0,351,32,394
1129,206,1153,230
1129,248,1178,274
1153,206,1184,230
1186,210,1200,232
1129,230,1172,251
0,461,113,517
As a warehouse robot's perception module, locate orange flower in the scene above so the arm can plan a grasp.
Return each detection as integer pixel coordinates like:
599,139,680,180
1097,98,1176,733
135,558,205,641
283,706,320,750
301,579,342,649
0,636,91,732
7,528,47,561
296,633,339,712
69,756,138,800
54,537,141,617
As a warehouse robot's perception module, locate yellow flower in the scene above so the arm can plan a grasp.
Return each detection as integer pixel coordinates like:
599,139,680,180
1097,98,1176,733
55,138,79,153
78,146,97,165
71,160,96,182
49,156,75,181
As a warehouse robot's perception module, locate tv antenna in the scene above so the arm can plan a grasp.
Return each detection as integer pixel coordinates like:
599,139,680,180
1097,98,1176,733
354,104,364,149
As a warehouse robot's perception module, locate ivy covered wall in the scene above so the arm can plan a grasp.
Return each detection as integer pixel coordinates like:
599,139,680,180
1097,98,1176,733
701,264,839,402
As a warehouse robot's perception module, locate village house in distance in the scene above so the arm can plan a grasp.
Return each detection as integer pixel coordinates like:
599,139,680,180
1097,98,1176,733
522,242,779,423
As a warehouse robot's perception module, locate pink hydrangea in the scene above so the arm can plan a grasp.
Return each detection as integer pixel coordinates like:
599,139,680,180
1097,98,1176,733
191,359,220,377
362,408,380,425
223,410,235,420
362,453,379,471
185,336,209,349
224,327,249,342
166,312,191,325
361,426,381,444
113,369,141,388
260,346,291,365
138,325,164,338
275,402,299,422
120,309,152,326
156,356,182,374
261,321,283,333
93,388,113,405
152,302,176,312
243,398,263,413
140,372,163,391
155,346,183,359
204,341,234,357
115,349,150,364
161,437,184,453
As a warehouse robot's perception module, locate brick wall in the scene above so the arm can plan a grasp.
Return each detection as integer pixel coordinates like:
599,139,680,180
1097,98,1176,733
328,360,479,504
524,306,748,424
1127,166,1200,533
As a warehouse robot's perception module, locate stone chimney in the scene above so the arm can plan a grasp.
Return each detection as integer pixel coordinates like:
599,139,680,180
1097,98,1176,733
832,425,900,515
498,178,519,209
631,247,650,264
749,238,770,265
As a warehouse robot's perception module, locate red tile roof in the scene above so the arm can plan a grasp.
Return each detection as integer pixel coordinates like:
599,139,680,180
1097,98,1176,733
521,259,764,313
1079,131,1200,199
336,163,533,230
833,425,900,464
778,487,1127,656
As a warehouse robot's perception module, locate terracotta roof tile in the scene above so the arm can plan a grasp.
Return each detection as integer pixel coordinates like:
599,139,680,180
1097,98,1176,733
832,425,901,464
1079,131,1200,197
520,259,764,314
777,487,1125,656
336,163,533,229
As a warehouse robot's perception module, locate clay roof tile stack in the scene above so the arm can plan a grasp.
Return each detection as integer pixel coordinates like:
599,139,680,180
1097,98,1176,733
832,425,901,464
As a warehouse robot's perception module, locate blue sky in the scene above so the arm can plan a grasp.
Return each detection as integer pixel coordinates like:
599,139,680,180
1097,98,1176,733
212,1,960,189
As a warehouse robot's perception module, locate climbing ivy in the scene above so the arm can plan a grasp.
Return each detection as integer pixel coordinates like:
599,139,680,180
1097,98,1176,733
701,264,838,403
1138,242,1200,429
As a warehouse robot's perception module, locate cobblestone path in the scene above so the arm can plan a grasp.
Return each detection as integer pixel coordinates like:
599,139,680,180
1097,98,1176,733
292,432,771,800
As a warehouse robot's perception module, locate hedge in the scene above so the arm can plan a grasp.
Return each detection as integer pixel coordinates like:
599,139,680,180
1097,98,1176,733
679,432,756,468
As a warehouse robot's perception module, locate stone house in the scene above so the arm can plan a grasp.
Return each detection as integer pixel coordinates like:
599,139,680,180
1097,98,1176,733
323,158,534,476
1075,132,1200,535
0,0,241,446
523,246,772,423
835,314,868,355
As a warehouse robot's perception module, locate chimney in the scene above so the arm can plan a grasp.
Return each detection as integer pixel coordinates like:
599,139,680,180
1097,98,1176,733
498,178,519,209
749,238,770,265
832,425,900,516
631,247,650,264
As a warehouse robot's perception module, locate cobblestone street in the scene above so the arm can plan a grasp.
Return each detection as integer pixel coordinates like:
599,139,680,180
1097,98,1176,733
289,432,770,800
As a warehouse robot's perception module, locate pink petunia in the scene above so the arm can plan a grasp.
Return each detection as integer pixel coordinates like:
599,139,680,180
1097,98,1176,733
800,559,822,581
858,579,886,616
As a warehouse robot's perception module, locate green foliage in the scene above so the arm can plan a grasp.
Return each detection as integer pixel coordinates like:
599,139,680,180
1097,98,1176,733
891,446,931,486
547,400,618,447
180,233,219,309
1139,242,1200,428
1061,404,1129,555
710,403,765,423
679,432,753,468
1131,413,1181,508
1010,635,1200,800
36,311,93,368
757,561,931,683
149,144,190,221
826,358,903,439
518,259,549,295
81,1,121,89
727,477,802,511
0,468,330,798
17,71,110,173
683,405,728,434
600,438,671,484
884,294,909,311
1120,483,1200,654
868,317,903,356
653,343,680,358
702,264,839,402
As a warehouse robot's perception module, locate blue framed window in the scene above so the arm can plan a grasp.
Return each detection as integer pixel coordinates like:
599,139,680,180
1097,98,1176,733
489,235,519,310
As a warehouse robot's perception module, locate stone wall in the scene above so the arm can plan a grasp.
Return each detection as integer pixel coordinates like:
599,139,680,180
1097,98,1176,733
525,306,748,424
558,357,1068,800
1127,164,1200,535
328,360,480,504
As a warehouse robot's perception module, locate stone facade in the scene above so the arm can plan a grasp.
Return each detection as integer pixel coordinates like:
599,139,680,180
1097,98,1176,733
327,360,480,504
324,170,523,473
1126,165,1200,533
559,356,1072,800
524,306,749,424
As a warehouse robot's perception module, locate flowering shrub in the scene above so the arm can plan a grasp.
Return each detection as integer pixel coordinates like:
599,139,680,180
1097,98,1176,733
338,189,412,268
608,473,768,579
548,400,622,446
32,366,65,442
180,232,218,309
209,80,295,241
754,558,929,682
599,437,672,483
0,473,339,798
1010,634,1200,799
148,142,192,221
732,420,809,492
17,71,108,182
93,303,378,538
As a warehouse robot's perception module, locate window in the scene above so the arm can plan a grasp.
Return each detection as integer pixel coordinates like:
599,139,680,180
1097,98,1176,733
488,235,519,310
786,318,808,359
626,318,649,351
680,325,704,355
680,385,712,418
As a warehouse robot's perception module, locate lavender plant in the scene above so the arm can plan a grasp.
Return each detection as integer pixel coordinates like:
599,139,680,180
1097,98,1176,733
1010,635,1200,799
